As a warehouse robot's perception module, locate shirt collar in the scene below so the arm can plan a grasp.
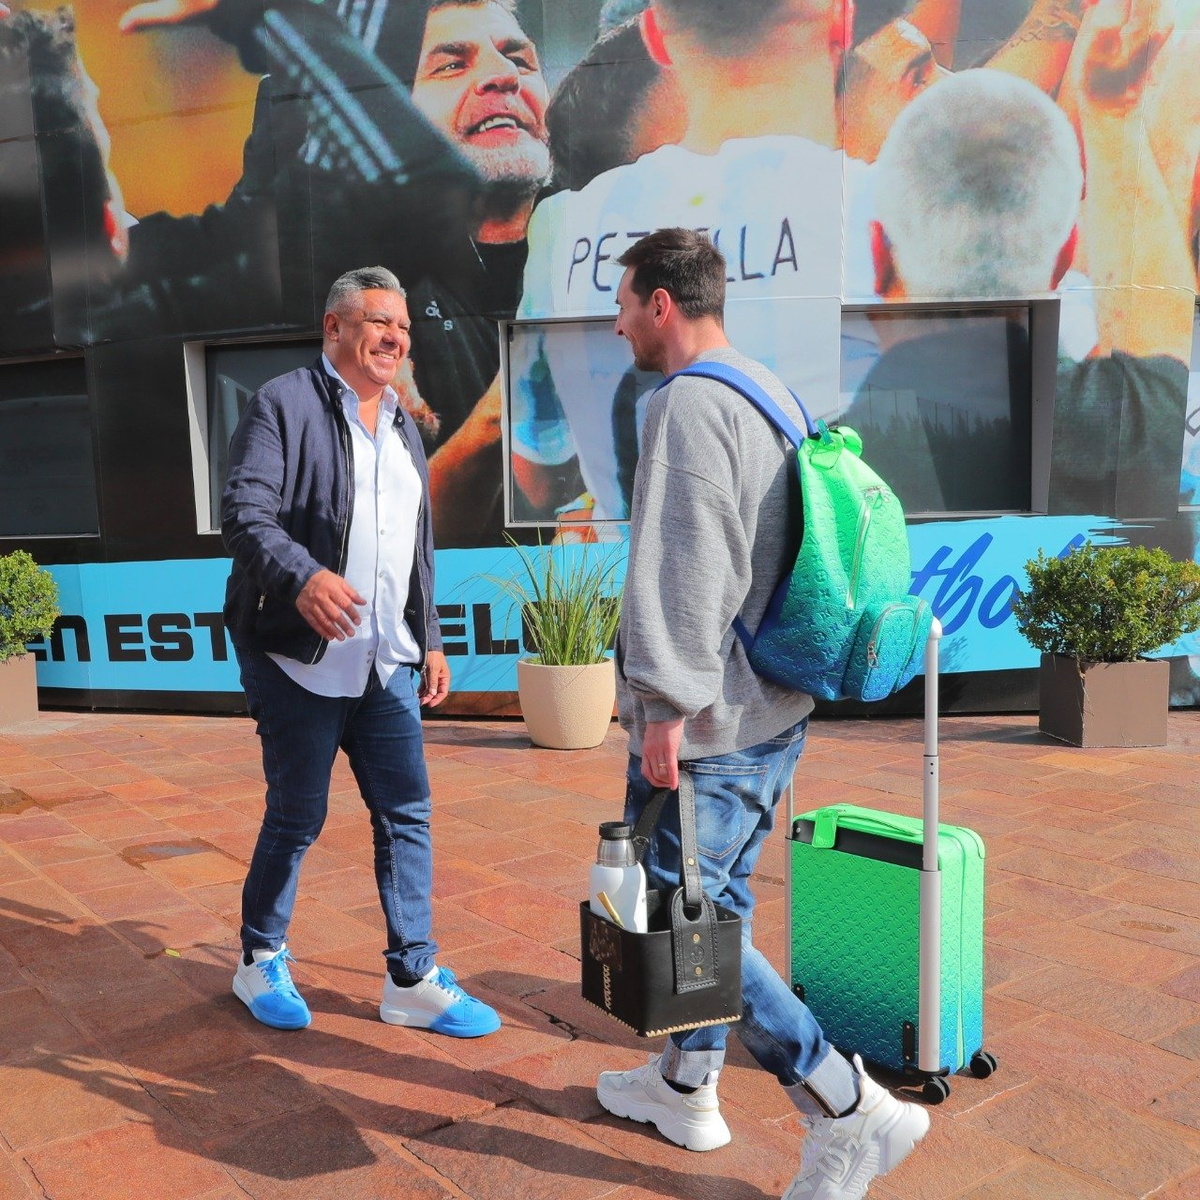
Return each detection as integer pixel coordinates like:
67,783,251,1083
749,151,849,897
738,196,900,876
322,352,399,419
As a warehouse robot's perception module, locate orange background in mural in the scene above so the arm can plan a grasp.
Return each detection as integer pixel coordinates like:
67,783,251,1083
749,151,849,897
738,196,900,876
23,0,259,217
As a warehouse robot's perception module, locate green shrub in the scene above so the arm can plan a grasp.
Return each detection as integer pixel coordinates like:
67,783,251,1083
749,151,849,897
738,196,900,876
490,536,622,667
0,551,60,663
1011,542,1200,663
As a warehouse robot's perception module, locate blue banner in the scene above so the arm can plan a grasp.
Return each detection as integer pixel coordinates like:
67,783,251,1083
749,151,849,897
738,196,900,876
30,513,1183,695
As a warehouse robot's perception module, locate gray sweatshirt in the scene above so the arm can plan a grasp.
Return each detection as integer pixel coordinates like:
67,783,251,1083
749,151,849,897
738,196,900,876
616,346,815,759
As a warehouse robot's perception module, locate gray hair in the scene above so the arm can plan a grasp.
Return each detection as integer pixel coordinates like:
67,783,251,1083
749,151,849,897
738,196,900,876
874,69,1083,298
324,266,405,315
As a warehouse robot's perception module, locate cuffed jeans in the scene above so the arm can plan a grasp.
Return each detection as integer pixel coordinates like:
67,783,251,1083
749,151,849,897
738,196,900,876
238,649,437,983
625,718,859,1118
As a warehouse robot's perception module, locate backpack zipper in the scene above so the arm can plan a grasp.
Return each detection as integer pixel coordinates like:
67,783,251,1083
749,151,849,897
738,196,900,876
847,487,885,609
865,601,921,667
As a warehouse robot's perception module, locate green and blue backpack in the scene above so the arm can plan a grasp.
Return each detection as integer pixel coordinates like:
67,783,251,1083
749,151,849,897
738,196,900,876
662,363,932,702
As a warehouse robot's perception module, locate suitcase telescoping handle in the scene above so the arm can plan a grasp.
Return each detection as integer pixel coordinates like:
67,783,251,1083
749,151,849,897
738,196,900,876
919,619,942,1076
783,622,944,1076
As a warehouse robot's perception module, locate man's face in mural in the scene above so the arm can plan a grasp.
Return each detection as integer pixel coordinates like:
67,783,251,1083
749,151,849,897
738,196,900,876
412,1,551,191
844,19,948,163
614,268,665,374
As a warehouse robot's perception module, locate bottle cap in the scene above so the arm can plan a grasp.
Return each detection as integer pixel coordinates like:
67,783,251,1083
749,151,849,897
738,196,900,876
599,821,632,841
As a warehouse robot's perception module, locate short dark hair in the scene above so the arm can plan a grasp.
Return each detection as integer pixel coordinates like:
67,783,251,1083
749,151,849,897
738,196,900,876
851,0,918,46
546,19,659,192
655,0,790,55
617,228,726,321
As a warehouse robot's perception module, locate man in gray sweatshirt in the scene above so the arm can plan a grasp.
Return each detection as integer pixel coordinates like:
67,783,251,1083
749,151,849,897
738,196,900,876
598,228,928,1200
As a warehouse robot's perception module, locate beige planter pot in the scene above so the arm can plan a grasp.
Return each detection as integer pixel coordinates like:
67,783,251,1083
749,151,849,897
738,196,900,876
0,654,39,728
517,658,616,750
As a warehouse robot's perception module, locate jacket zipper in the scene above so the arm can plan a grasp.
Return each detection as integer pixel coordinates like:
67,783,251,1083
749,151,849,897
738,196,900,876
310,401,355,665
846,486,884,609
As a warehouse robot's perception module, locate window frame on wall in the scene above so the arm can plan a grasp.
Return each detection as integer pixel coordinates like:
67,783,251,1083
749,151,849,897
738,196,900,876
838,297,1061,521
184,334,321,536
0,352,101,541
1180,303,1200,514
499,314,645,531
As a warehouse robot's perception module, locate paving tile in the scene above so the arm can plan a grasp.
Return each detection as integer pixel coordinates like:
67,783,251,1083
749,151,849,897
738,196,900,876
211,1104,455,1199
1156,1169,1200,1200
73,877,189,920
457,882,577,944
871,1109,1025,1200
41,852,147,893
315,1036,512,1139
431,856,510,900
1166,963,1200,1004
23,1118,232,1200
999,964,1200,1042
961,1079,1200,1194
0,987,89,1063
146,1056,327,1141
1151,1073,1200,1133
448,935,582,999
1081,903,1200,960
407,1101,648,1200
960,1156,1129,1199
1158,1022,1200,1060
985,873,1116,922
1115,845,1200,887
0,1155,37,1200
0,1052,160,1150
1096,871,1200,920
984,1013,1197,1107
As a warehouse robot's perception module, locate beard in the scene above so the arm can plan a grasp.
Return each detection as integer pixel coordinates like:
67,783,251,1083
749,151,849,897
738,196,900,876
462,138,551,203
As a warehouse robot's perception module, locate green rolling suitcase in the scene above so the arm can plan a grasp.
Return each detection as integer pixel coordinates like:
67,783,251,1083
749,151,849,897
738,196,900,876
786,622,996,1103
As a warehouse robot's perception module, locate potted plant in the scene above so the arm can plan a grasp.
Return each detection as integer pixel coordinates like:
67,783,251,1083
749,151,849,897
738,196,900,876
492,535,623,750
0,550,60,726
1011,542,1200,747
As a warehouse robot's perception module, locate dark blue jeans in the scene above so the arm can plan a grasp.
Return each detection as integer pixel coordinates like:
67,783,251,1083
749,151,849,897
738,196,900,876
238,649,436,982
626,718,857,1115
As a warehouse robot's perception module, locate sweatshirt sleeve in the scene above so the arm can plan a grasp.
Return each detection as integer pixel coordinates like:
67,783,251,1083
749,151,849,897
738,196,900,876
618,391,752,723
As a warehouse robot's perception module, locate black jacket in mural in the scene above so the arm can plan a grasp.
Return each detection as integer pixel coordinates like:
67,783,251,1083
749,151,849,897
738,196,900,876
75,0,529,544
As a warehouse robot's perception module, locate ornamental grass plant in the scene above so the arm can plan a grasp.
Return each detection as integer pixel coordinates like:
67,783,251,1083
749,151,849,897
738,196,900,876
492,535,622,667
1011,542,1200,663
0,550,60,663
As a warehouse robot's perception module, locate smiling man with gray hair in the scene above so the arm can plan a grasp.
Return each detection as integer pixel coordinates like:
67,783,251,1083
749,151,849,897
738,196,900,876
221,265,501,1040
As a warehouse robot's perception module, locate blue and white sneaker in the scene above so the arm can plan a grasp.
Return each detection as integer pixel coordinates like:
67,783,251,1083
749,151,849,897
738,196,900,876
379,966,501,1038
232,944,312,1030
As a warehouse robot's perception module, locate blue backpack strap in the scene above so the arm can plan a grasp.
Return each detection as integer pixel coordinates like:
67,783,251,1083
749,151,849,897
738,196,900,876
657,361,818,443
656,362,813,658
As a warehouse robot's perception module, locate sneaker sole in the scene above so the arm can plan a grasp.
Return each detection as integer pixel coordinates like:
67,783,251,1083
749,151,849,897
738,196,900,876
597,1080,731,1152
232,975,311,1030
379,1002,501,1038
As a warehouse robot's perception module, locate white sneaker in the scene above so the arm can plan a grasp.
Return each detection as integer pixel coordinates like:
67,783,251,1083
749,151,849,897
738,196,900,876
784,1056,930,1200
597,1055,731,1152
232,944,311,1030
380,966,501,1038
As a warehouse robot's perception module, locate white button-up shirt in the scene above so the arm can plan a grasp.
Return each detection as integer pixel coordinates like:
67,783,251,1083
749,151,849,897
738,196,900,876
270,355,423,697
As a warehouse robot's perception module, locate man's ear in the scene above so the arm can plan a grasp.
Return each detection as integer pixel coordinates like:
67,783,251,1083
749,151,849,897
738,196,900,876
870,221,897,298
1051,225,1078,290
651,287,672,326
323,311,340,341
640,6,672,67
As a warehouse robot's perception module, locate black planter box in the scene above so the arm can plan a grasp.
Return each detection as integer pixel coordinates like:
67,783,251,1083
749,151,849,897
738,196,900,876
580,894,743,1038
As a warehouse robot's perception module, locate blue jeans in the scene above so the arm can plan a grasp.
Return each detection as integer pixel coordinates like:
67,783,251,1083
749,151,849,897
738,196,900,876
626,719,858,1116
238,649,436,982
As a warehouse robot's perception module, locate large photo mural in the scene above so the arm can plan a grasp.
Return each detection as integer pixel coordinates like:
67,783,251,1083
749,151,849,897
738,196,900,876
1,0,1198,708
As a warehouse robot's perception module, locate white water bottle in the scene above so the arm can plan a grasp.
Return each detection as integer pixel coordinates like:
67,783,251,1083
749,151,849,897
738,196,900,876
589,821,648,933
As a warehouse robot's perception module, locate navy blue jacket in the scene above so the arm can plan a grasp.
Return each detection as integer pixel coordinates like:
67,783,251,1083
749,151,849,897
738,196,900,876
221,358,442,665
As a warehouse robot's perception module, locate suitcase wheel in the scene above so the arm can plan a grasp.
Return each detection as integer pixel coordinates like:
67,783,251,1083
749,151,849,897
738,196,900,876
969,1051,998,1080
922,1077,951,1105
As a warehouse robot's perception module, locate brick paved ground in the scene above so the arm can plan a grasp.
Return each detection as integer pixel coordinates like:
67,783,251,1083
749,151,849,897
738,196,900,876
0,707,1198,1199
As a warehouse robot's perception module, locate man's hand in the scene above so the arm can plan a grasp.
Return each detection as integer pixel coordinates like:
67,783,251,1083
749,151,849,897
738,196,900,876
295,569,365,641
641,717,684,791
1070,0,1173,114
418,650,451,707
118,0,217,33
